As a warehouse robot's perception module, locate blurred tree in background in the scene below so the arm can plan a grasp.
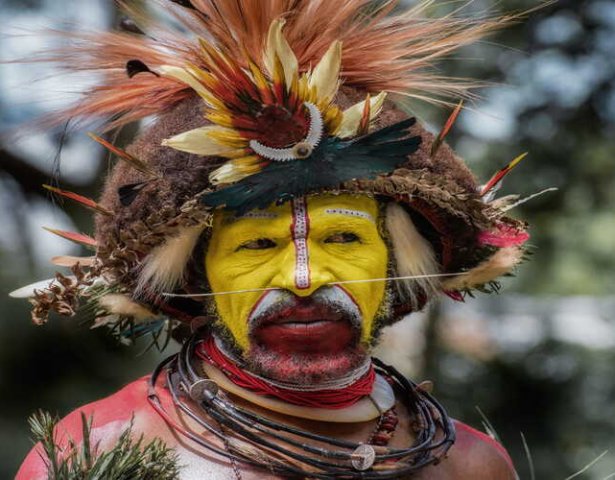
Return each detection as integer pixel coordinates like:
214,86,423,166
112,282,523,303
1,0,614,478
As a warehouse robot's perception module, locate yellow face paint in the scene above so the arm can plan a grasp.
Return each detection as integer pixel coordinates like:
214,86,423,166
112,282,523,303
205,194,388,351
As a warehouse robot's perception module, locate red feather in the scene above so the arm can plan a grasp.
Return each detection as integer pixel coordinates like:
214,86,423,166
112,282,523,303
478,223,530,248
43,185,112,216
88,133,155,176
480,152,528,197
358,93,371,136
444,290,465,302
431,100,463,158
43,227,97,250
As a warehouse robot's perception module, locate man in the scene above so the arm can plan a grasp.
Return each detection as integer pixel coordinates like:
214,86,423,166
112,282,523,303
14,1,529,478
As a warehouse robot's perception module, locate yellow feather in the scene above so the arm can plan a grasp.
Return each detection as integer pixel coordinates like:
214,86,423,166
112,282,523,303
207,128,246,147
248,59,270,92
162,126,242,156
337,92,388,138
297,75,311,102
186,67,228,110
158,65,211,101
271,51,285,88
199,38,233,70
206,112,235,129
209,156,262,185
323,106,343,133
265,19,299,88
308,41,342,101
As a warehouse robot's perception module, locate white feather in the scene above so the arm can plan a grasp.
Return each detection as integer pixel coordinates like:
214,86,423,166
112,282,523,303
9,277,76,299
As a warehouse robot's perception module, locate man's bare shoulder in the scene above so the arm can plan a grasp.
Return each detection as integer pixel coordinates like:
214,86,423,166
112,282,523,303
439,420,517,480
15,376,161,480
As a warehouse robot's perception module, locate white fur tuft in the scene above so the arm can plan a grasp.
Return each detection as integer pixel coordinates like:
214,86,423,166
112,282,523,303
442,246,524,291
136,225,204,295
98,294,156,322
386,203,440,309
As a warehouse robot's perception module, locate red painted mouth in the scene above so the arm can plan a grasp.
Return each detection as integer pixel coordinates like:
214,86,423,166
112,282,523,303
252,304,357,355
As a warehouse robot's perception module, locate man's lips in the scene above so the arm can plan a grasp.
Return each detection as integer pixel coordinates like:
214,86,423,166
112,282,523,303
252,306,357,355
257,303,345,324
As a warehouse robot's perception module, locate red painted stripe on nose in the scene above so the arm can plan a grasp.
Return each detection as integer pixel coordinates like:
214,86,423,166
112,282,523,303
290,197,311,290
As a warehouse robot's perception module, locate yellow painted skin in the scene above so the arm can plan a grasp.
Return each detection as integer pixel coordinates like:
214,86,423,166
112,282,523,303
206,194,388,351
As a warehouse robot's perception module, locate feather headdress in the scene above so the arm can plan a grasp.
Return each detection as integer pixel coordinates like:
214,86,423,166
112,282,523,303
11,0,533,335
42,0,517,129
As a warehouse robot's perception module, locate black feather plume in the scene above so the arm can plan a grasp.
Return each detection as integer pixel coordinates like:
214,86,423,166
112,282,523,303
202,118,421,214
118,182,149,206
126,60,159,79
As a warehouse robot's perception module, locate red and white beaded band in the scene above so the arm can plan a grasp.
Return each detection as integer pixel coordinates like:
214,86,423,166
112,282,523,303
290,197,311,290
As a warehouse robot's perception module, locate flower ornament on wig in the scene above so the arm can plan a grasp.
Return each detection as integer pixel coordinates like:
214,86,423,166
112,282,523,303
159,19,416,213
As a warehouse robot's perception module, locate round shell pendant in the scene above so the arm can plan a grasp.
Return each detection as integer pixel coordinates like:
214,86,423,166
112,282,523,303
350,444,376,471
189,379,219,402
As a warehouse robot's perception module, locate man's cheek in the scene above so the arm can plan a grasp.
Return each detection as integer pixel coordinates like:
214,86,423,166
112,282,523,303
355,285,386,341
328,261,387,341
212,293,259,350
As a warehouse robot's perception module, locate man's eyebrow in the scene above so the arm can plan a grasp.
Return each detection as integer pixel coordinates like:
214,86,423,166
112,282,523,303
324,208,375,223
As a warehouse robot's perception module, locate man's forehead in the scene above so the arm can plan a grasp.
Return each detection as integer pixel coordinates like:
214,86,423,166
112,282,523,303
218,194,379,226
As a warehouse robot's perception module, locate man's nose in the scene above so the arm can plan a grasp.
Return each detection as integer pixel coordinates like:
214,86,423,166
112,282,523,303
271,243,335,297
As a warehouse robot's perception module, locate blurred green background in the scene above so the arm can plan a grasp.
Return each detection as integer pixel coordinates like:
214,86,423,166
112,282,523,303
1,0,614,478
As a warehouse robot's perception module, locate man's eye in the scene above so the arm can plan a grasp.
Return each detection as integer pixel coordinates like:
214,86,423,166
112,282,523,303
324,232,361,244
236,238,277,251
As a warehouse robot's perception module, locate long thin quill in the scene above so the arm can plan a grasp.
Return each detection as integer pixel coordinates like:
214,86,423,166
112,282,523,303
162,272,468,298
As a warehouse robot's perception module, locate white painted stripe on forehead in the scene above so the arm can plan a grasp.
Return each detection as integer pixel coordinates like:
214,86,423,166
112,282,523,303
235,211,279,220
291,197,311,290
325,208,375,223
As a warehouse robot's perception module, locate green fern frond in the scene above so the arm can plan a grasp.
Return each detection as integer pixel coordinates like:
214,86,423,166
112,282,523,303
28,410,181,480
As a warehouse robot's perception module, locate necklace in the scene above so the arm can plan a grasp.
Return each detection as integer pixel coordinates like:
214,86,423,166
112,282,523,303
148,334,456,479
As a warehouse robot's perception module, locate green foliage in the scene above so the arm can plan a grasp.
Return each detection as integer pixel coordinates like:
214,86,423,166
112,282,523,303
28,411,181,480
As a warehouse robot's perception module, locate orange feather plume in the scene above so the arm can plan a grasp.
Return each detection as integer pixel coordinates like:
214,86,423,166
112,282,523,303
33,0,523,130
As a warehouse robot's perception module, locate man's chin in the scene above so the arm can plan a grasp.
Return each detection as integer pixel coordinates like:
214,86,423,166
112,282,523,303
245,343,368,385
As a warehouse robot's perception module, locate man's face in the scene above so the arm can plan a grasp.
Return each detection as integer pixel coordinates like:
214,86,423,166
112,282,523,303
206,194,388,382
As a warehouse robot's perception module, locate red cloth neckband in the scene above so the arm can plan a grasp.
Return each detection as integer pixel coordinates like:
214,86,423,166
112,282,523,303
196,337,376,410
